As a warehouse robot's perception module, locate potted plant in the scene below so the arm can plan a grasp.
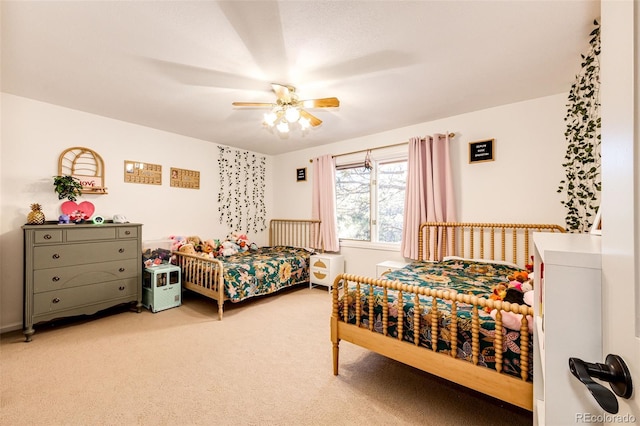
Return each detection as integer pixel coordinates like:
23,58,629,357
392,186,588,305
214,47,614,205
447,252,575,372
53,175,83,202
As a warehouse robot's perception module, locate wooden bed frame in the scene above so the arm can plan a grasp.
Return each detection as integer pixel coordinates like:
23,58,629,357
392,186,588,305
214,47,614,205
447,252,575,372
173,219,320,320
330,222,565,411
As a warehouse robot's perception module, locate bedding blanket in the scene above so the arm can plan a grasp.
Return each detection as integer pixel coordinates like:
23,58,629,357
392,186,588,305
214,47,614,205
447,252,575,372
339,259,533,380
222,246,312,302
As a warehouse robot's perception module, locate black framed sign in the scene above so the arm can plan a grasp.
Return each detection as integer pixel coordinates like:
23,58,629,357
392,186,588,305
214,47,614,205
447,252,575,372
469,139,495,163
296,167,307,182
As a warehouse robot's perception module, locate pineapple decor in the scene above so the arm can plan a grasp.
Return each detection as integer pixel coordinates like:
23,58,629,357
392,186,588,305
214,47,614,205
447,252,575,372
27,203,46,225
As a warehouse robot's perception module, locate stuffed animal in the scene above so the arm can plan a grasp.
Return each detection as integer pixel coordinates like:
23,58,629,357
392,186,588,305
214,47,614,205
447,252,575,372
186,235,203,252
179,243,196,255
489,289,534,333
507,270,530,283
169,235,186,252
235,233,250,252
220,240,238,256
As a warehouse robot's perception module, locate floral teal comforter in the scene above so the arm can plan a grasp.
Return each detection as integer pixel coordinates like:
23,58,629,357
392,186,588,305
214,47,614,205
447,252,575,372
339,259,532,380
222,246,312,302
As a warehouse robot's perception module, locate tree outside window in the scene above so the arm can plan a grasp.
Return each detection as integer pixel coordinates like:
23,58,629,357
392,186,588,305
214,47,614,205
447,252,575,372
335,159,407,244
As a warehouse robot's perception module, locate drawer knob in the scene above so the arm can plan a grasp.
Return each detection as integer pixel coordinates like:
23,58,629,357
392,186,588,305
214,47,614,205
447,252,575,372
52,297,60,304
124,230,131,235
119,285,126,291
52,254,60,259
118,248,125,253
52,276,60,282
119,267,125,272
44,234,52,240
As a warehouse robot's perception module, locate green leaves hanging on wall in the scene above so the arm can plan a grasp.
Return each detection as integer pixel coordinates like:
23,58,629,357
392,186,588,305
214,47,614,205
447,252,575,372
558,19,601,233
217,146,267,233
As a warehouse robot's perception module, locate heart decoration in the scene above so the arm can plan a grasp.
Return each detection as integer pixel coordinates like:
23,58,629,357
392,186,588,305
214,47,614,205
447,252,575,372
61,201,95,222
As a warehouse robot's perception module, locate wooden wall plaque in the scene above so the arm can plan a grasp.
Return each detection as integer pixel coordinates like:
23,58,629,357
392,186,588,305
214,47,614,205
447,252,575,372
170,167,200,189
124,161,162,185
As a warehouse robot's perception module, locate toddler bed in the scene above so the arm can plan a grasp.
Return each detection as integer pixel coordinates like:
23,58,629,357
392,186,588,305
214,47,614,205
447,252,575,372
330,221,565,411
173,219,320,320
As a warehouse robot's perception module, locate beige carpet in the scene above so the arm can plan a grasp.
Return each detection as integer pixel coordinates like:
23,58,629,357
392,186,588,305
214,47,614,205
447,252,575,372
1,286,532,426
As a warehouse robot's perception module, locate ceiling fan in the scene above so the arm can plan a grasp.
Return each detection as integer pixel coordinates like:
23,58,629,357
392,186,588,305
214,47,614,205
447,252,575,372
232,83,340,133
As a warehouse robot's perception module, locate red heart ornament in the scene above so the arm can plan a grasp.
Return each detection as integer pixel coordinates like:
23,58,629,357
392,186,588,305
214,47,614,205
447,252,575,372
61,201,95,221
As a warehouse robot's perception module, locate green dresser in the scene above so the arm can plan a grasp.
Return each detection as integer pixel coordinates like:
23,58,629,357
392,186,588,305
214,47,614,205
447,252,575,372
22,222,143,341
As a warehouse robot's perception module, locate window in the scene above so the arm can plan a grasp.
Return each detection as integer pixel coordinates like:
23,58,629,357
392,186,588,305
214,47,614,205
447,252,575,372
335,157,407,245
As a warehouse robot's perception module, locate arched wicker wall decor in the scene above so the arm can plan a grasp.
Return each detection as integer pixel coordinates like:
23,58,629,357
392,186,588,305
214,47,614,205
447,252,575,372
58,147,108,194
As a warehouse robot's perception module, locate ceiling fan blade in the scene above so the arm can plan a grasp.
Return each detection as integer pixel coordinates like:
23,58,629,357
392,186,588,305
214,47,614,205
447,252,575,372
300,109,322,127
232,102,275,108
299,97,340,108
272,83,293,103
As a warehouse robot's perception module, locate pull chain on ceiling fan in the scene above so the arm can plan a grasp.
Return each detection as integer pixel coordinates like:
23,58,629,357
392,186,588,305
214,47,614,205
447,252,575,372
232,83,339,134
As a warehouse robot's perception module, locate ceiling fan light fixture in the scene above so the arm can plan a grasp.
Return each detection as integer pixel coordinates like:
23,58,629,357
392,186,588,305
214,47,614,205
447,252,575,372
299,116,311,130
276,121,290,133
263,111,278,127
234,83,338,136
284,106,301,123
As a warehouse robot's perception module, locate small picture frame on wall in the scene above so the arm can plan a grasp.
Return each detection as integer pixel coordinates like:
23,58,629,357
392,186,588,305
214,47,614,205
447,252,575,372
296,167,307,182
469,139,495,163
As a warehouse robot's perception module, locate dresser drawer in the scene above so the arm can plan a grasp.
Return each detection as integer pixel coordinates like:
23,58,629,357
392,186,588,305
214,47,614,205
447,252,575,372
33,278,138,315
33,229,63,244
66,227,117,241
33,258,139,293
33,240,139,269
117,226,138,239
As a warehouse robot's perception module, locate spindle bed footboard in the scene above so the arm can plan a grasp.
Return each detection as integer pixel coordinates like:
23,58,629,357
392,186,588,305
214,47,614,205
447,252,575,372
174,219,320,320
330,221,565,411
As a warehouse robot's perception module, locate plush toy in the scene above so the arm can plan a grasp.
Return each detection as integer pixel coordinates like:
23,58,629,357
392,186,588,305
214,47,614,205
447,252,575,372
489,289,534,333
186,235,203,252
488,283,507,306
235,233,250,252
525,255,534,273
203,239,215,255
179,243,196,255
507,270,530,283
220,240,238,256
169,235,186,252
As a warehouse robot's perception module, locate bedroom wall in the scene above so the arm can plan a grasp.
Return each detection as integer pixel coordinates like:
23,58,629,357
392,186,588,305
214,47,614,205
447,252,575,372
0,93,275,332
273,93,568,276
1,92,569,332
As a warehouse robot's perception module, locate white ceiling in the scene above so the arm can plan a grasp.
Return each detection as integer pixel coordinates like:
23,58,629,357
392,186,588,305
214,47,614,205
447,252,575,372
1,1,600,156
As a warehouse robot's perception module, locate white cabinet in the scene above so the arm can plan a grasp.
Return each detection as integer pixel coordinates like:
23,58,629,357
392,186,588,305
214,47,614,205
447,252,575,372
376,260,409,277
310,253,344,291
533,232,602,426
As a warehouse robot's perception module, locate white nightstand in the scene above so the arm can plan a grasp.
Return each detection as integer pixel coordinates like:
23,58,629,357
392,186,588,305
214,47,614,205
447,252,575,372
376,260,409,277
310,253,345,292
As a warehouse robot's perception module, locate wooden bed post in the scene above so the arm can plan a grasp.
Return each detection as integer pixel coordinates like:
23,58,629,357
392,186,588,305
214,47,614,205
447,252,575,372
331,274,342,375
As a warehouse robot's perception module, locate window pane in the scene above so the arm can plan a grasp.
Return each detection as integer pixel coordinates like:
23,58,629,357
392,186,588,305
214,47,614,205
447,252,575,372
336,167,370,240
377,161,406,243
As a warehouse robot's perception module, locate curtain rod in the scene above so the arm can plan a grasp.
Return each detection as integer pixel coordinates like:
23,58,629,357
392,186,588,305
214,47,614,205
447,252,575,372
308,132,455,163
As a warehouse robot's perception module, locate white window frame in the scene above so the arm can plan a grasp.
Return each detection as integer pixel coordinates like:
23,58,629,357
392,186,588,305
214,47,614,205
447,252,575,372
335,148,407,251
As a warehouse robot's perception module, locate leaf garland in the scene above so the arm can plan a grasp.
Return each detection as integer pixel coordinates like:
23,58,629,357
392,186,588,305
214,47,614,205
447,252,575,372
558,19,601,233
217,146,267,233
